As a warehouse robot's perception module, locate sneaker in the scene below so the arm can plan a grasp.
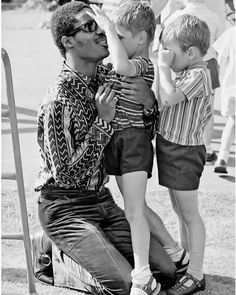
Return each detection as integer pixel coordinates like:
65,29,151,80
131,276,161,295
214,159,228,174
167,273,206,295
174,249,189,275
32,231,54,285
206,152,217,162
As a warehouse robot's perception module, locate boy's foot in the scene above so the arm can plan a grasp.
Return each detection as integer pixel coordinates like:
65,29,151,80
174,249,189,275
206,151,217,162
131,276,161,295
214,159,228,174
167,273,206,295
32,232,54,285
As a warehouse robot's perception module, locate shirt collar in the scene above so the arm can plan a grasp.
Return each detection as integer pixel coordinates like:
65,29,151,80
62,61,104,92
188,61,207,70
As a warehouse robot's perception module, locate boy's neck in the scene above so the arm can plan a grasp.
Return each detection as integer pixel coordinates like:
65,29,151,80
186,57,205,69
131,46,149,60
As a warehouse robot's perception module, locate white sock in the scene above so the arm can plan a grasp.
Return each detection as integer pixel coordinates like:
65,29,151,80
131,265,152,284
164,243,187,263
187,251,204,281
131,265,159,295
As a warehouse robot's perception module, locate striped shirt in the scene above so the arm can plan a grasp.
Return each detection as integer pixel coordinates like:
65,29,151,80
98,57,154,131
158,62,213,146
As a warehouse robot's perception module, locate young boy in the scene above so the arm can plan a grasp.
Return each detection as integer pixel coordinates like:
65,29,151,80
88,2,189,295
164,0,222,162
157,14,212,295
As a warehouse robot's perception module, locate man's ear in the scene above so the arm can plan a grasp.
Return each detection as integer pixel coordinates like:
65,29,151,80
137,31,147,45
61,36,74,50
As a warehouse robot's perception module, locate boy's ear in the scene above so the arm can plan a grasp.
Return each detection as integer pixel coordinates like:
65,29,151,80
61,36,74,50
187,46,198,59
137,31,147,45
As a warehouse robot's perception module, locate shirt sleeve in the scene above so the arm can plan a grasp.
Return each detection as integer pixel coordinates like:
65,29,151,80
175,70,205,101
44,100,113,185
130,57,150,77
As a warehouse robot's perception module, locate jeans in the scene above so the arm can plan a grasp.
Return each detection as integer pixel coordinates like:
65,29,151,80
38,187,176,295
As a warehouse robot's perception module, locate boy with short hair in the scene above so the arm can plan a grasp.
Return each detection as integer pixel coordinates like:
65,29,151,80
157,14,212,295
89,2,188,294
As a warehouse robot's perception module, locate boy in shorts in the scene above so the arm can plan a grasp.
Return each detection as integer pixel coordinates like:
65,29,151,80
157,14,212,295
164,0,222,162
88,2,189,294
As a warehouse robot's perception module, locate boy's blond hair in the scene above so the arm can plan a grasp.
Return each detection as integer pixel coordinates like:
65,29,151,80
112,0,156,44
162,14,210,56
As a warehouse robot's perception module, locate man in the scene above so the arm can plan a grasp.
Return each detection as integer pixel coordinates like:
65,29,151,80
33,2,180,294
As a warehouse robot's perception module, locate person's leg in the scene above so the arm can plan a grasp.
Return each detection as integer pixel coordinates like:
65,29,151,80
215,114,235,173
38,194,132,295
168,189,188,251
167,189,206,295
203,93,217,162
117,172,160,295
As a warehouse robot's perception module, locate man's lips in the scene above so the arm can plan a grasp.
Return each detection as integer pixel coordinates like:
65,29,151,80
96,37,108,47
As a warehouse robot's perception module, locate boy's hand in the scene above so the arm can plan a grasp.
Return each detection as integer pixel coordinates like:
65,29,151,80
95,84,117,123
158,49,174,67
87,4,113,32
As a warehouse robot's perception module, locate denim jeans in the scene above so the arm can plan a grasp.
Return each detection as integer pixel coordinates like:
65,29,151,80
38,187,176,295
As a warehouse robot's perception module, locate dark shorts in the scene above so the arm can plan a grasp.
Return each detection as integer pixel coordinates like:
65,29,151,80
104,128,153,178
156,134,206,191
206,58,220,90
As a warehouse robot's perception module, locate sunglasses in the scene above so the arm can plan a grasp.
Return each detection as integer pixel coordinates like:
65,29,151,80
67,20,98,36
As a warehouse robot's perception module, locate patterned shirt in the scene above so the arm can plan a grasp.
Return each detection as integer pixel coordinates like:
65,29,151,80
99,57,155,131
35,62,113,192
158,62,213,146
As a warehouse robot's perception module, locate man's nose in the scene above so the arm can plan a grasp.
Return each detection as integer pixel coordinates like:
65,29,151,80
96,25,105,35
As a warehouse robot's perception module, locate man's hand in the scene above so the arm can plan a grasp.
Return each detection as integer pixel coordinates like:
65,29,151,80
95,84,117,123
120,77,156,110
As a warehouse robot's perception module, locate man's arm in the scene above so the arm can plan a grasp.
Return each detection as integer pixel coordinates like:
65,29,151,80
43,85,117,185
120,76,156,110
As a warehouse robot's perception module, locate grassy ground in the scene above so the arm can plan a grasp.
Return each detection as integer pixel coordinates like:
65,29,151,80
1,7,235,295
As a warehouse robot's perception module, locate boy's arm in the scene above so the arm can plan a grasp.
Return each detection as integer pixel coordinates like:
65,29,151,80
88,4,137,76
158,49,186,106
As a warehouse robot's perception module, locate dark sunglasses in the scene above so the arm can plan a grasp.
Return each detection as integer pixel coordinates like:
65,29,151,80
67,20,98,36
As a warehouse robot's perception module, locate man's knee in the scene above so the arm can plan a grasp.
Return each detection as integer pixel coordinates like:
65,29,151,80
155,262,177,288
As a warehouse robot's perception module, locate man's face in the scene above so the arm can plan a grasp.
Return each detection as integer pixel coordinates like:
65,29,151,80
115,24,138,58
71,8,109,62
163,38,189,72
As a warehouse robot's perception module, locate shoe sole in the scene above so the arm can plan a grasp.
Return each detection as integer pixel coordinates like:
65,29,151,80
167,285,205,295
